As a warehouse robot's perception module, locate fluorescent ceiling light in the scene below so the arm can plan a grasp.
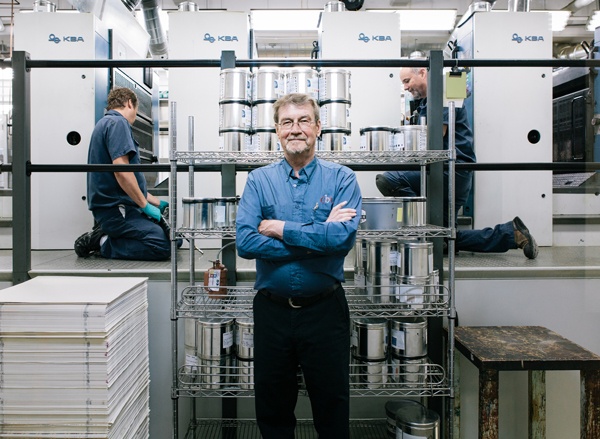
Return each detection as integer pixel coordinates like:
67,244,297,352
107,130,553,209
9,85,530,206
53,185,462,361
398,9,457,31
587,11,600,31
251,10,321,31
368,9,457,31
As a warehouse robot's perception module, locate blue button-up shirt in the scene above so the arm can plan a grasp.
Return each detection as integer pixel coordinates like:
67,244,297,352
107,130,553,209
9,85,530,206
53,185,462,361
87,110,147,211
236,157,362,297
417,98,476,164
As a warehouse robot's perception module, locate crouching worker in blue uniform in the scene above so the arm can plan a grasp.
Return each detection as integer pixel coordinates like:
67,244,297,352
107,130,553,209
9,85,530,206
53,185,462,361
236,93,362,439
74,87,171,260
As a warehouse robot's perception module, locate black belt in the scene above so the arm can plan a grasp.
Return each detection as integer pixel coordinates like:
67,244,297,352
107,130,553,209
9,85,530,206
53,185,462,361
259,283,341,309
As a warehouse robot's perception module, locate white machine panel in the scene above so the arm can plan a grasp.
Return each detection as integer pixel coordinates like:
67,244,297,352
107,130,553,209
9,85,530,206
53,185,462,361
457,12,553,245
167,11,249,243
169,11,249,155
168,11,249,220
15,9,151,250
320,11,403,196
14,12,104,249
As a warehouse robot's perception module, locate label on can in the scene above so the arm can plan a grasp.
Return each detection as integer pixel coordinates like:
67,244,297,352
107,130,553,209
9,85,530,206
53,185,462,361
360,134,367,151
390,250,398,267
354,271,365,288
391,329,406,351
396,207,403,222
320,106,328,126
418,130,427,151
241,332,254,348
223,330,234,349
274,79,284,96
242,107,251,128
393,131,406,151
185,353,199,366
214,205,226,224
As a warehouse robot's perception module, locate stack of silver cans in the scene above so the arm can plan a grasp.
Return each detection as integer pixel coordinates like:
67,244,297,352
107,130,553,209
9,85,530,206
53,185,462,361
234,318,254,389
395,401,440,439
396,240,434,309
388,317,428,387
286,67,320,99
391,125,428,151
353,238,367,295
385,399,428,439
350,318,388,389
349,317,430,390
318,68,351,151
360,126,394,151
365,238,398,304
356,197,441,307
181,196,238,230
251,68,285,151
184,317,235,389
219,68,252,151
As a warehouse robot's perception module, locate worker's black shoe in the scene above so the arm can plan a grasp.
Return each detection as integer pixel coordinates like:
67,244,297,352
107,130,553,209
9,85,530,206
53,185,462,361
513,216,538,260
74,225,104,258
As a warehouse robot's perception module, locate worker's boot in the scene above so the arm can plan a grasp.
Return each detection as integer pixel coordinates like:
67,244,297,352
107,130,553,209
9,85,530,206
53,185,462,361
513,216,538,260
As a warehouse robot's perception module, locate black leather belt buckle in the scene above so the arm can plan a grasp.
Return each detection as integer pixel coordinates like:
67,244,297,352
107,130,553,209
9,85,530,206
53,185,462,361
260,283,341,309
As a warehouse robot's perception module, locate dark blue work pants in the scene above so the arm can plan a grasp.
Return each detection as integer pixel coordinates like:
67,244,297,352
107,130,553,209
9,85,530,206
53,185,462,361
93,205,171,261
253,286,350,439
380,170,517,253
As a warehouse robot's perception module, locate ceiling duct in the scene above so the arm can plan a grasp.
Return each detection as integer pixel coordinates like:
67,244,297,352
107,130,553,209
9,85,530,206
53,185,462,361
69,0,168,58
561,0,595,12
33,0,57,12
178,1,198,11
456,1,496,27
139,0,168,58
120,0,138,11
507,0,530,12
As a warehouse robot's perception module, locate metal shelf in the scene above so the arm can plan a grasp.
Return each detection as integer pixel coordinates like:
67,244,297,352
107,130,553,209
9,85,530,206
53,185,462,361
175,225,451,240
184,418,389,439
176,227,236,239
173,150,452,165
176,360,449,398
177,286,450,319
357,225,451,239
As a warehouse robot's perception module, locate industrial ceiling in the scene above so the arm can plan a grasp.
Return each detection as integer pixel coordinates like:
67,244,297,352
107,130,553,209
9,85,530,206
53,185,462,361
0,0,595,58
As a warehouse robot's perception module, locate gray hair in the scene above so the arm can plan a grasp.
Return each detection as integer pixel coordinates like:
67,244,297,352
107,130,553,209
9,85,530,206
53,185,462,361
273,93,320,124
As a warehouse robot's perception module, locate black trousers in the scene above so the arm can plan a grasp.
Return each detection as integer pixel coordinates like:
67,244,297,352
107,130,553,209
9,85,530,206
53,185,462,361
253,286,350,439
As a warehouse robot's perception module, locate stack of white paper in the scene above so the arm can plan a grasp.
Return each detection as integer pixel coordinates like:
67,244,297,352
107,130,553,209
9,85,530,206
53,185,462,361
0,276,150,439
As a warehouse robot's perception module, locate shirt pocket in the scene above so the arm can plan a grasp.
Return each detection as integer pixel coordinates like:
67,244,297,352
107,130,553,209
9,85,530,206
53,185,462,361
311,206,331,223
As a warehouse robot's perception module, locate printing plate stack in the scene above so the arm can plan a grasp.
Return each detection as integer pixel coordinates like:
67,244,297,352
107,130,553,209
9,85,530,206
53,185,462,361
0,276,150,438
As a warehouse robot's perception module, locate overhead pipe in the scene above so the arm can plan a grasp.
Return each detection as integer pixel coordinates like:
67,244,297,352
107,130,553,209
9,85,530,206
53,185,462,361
507,0,530,12
122,0,169,58
68,0,168,58
561,0,595,12
139,0,168,58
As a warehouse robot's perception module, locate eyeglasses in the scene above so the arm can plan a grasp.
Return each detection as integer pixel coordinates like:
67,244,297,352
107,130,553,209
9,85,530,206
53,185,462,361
276,118,315,131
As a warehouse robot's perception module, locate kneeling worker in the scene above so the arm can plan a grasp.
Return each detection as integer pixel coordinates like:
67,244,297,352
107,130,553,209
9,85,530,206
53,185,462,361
75,87,171,261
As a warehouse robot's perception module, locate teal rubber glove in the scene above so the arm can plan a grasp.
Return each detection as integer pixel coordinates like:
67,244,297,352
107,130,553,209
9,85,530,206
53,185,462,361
141,203,161,221
158,200,169,214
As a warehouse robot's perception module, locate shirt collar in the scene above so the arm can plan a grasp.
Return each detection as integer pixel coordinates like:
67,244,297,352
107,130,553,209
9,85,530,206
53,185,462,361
281,156,319,182
106,109,125,119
